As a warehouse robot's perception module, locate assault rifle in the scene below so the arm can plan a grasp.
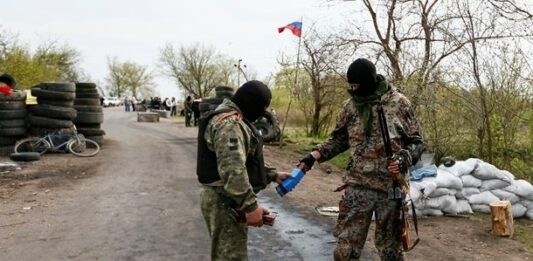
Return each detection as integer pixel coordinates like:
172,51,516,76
377,103,420,252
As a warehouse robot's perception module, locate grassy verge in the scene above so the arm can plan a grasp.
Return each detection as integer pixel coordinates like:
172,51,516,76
471,213,533,253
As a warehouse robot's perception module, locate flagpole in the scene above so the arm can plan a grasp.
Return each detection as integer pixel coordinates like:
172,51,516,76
279,17,303,148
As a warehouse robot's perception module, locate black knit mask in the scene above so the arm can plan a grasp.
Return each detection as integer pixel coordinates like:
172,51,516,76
346,58,378,97
231,80,272,122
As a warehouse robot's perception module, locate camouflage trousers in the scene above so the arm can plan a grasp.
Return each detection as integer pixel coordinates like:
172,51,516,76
334,186,403,261
201,186,249,261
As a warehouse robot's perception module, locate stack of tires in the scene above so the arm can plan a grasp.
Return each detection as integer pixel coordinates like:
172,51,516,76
28,82,77,137
0,91,27,155
199,86,234,116
73,82,105,145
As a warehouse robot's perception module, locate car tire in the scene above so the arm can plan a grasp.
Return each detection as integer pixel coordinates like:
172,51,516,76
76,92,100,99
31,88,76,101
0,127,26,136
77,128,106,136
74,98,101,106
37,99,74,107
0,90,26,101
10,152,41,162
74,105,103,112
75,82,97,89
29,115,74,128
85,135,104,145
0,109,27,120
29,104,77,120
0,145,14,156
39,82,75,93
0,119,26,128
29,126,76,137
0,136,20,146
0,101,26,110
75,112,104,124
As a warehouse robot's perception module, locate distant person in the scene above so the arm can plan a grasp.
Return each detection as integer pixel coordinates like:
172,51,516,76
184,96,193,127
131,96,137,112
124,97,131,112
191,98,200,126
170,97,177,117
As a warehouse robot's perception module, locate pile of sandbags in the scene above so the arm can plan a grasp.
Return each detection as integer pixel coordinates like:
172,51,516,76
410,158,533,220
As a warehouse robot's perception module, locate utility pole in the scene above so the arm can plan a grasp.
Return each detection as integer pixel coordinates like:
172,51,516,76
234,59,246,88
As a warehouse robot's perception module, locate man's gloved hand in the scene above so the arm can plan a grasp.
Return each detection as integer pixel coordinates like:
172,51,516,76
274,172,292,184
245,206,269,227
298,153,316,172
387,154,407,180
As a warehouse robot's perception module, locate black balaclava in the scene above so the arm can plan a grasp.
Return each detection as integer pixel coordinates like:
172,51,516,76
346,58,378,97
230,80,272,122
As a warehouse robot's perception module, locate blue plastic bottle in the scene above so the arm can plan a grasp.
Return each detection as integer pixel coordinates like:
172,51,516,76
276,168,305,197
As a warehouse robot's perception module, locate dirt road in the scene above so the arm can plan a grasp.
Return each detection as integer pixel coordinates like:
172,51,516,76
1,107,531,261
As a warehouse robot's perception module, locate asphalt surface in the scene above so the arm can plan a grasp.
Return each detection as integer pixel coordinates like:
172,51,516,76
0,107,344,261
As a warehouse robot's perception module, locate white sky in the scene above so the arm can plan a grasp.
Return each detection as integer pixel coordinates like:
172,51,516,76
1,0,354,98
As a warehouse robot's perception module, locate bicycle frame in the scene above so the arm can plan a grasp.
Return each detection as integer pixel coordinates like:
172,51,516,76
43,133,81,152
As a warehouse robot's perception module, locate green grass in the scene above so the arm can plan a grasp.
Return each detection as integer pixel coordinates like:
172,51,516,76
514,219,533,253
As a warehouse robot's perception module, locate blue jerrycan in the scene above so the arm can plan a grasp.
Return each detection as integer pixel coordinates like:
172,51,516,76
276,168,305,196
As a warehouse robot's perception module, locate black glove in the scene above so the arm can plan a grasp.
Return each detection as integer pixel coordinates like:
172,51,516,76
299,153,316,171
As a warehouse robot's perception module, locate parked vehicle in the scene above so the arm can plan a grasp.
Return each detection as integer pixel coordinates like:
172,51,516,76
102,97,120,107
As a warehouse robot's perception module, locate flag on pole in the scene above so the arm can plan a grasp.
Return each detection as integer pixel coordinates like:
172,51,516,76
278,21,302,37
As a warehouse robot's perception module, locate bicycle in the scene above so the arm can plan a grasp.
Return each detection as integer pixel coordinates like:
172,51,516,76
14,129,100,157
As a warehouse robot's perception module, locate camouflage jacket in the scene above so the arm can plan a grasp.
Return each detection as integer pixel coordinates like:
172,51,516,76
204,99,277,212
314,80,423,193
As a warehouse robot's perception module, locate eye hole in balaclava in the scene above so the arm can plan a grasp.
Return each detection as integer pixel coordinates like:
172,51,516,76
346,58,378,97
230,80,272,122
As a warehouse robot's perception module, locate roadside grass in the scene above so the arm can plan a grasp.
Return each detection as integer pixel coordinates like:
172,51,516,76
472,213,533,253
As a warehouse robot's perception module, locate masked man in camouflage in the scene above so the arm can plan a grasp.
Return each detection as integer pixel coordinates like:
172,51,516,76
197,80,291,260
298,58,424,261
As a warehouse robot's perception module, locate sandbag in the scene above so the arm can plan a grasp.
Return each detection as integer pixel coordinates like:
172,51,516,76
472,161,513,183
438,158,479,177
522,200,533,211
456,199,474,214
512,203,527,218
456,187,481,199
471,204,491,213
415,179,438,198
503,180,533,200
424,195,457,215
480,179,512,192
526,209,533,220
491,189,520,204
433,169,463,190
409,182,423,203
461,175,483,188
467,191,499,205
429,188,457,197
416,208,444,216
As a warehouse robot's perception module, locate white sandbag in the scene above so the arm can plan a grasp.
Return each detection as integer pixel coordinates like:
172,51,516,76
526,210,533,220
472,161,512,183
467,191,499,205
456,187,481,199
460,175,483,188
433,169,463,190
512,203,527,218
522,200,533,211
503,179,533,200
480,179,512,192
416,179,438,197
491,189,520,204
425,195,457,215
429,188,457,197
456,199,474,214
416,208,444,216
500,170,515,182
438,159,479,177
471,204,491,213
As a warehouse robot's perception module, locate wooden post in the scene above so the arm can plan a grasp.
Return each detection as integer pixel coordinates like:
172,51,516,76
489,200,514,237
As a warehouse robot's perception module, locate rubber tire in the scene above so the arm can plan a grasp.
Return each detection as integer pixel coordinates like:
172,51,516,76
0,109,27,120
74,105,103,112
215,90,233,99
14,137,51,155
0,101,25,110
75,112,104,124
0,119,26,128
68,137,100,157
74,123,101,129
75,92,100,99
10,152,41,162
202,97,224,105
31,88,75,101
37,99,74,107
253,121,277,142
0,136,19,146
30,104,77,120
29,115,73,128
0,90,26,101
74,98,101,106
215,86,234,92
0,127,26,136
77,128,106,136
75,88,98,94
85,135,104,145
75,82,97,89
199,102,211,112
0,145,14,156
29,126,76,137
39,82,75,92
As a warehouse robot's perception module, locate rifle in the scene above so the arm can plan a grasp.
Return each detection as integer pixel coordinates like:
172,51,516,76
377,103,420,252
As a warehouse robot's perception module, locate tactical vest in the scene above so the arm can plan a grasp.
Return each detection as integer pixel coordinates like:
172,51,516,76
196,108,269,193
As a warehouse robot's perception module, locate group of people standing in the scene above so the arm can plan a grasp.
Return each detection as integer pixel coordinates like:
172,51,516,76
196,58,424,261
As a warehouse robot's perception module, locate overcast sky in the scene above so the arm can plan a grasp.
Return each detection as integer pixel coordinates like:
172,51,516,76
1,0,354,98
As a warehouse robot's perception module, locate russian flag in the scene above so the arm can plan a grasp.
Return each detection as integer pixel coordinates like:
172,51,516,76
278,21,302,38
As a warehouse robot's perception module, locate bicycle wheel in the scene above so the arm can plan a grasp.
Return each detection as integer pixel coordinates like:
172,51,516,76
14,137,51,155
67,137,100,157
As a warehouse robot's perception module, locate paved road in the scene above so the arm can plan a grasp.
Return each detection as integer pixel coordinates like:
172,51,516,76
0,107,342,260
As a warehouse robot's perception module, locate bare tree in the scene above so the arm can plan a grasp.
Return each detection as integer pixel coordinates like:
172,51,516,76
106,57,154,98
